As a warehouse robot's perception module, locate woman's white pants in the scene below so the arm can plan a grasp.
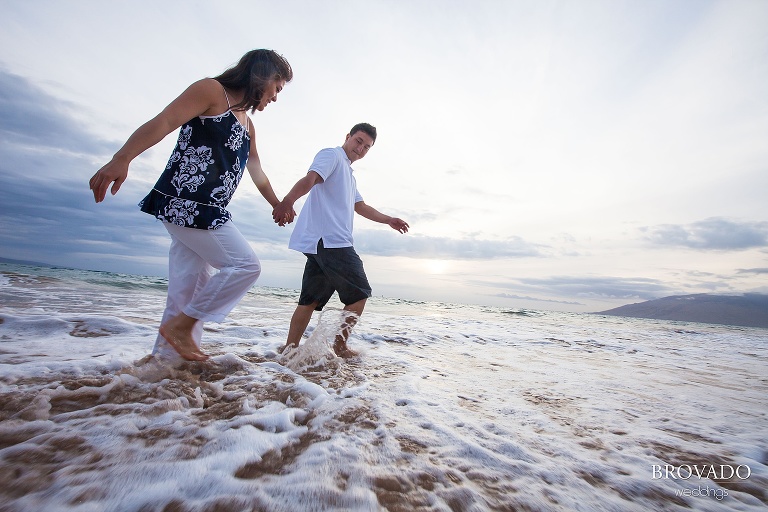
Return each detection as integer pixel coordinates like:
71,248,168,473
152,221,261,361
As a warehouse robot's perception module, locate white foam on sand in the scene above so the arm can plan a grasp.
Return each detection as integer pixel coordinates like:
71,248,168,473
1,266,767,511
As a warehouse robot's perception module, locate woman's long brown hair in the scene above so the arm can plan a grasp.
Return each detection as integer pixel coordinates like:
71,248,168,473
213,49,293,113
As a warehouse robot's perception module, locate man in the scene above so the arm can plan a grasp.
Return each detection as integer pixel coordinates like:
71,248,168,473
272,123,409,357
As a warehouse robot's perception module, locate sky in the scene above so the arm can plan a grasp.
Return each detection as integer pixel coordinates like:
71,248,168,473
1,0,767,313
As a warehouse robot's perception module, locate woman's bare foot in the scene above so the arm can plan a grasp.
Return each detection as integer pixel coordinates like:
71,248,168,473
159,314,208,361
333,341,358,359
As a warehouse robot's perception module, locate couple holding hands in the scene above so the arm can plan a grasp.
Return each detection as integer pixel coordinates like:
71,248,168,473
89,49,408,363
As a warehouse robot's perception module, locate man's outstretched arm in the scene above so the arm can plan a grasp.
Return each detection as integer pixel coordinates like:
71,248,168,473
355,201,409,233
273,171,324,225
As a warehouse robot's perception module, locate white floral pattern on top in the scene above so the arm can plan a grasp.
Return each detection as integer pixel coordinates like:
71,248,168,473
170,146,214,194
178,125,193,150
225,122,248,152
211,157,244,205
160,198,200,227
140,107,250,230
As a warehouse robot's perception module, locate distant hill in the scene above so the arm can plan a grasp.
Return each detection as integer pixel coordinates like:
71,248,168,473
597,293,768,328
0,257,56,267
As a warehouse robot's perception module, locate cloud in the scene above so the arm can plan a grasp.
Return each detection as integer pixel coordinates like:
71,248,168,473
643,217,768,250
0,69,113,154
0,69,300,275
0,70,167,273
494,293,583,306
737,268,768,275
354,230,543,259
4,67,545,277
1,65,543,279
509,275,674,301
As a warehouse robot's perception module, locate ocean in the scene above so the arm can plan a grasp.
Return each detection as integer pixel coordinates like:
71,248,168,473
0,262,766,512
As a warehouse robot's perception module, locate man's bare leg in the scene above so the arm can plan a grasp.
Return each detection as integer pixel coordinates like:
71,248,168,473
334,299,366,358
159,312,208,361
283,303,317,351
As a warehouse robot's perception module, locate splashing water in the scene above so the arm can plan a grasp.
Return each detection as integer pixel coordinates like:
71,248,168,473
281,308,360,372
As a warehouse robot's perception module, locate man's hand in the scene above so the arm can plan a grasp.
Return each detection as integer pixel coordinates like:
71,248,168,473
272,201,296,226
388,218,409,234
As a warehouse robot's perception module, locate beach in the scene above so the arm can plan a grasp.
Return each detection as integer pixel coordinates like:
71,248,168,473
1,263,766,511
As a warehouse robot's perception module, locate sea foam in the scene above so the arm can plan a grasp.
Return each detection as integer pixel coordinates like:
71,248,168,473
1,263,766,511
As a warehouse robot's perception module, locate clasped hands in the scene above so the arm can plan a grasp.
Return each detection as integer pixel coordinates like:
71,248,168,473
272,201,296,227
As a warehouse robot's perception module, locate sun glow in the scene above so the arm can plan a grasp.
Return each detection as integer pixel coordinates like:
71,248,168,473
423,259,451,275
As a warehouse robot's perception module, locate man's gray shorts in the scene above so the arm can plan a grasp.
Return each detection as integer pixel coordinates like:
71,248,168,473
299,239,372,311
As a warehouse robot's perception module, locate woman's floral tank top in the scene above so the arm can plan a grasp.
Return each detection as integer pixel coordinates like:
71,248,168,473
139,86,250,230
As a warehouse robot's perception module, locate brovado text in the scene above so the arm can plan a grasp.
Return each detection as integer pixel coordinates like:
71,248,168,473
652,464,751,480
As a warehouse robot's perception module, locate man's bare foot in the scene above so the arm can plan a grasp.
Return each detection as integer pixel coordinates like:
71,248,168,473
159,315,208,361
135,354,155,366
278,343,299,354
333,341,358,359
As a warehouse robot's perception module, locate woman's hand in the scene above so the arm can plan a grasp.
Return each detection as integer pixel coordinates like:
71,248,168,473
272,201,296,226
89,158,129,203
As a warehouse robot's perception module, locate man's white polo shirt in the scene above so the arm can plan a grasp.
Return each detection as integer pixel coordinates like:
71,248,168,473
288,146,364,254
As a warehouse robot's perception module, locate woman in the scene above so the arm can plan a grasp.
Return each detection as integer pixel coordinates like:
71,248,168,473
89,49,294,362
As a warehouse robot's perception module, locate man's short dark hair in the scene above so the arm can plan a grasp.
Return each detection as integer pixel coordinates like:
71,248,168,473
350,123,377,143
